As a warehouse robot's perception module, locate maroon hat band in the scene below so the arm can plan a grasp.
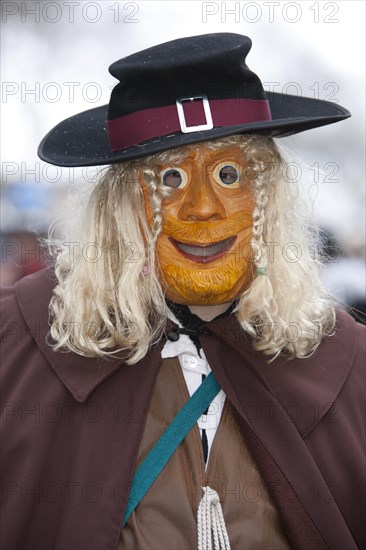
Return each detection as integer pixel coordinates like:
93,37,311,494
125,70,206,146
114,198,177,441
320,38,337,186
107,97,272,152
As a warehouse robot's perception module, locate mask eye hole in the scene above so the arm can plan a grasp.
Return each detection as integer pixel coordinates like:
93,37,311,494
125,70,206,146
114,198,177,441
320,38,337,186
219,165,239,185
212,162,241,189
212,163,241,188
160,168,188,189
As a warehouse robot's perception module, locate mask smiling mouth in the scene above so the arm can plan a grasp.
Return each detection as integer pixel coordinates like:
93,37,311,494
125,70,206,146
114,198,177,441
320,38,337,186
169,236,236,264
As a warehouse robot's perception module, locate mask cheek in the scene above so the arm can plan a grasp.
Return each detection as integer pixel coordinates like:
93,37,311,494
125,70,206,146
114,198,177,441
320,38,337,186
155,234,175,269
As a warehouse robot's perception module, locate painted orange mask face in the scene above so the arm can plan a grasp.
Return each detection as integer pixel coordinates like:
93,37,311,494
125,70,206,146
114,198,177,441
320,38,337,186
141,144,255,305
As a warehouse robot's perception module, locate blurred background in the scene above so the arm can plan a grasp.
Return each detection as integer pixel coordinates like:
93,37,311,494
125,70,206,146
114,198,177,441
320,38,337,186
1,0,365,320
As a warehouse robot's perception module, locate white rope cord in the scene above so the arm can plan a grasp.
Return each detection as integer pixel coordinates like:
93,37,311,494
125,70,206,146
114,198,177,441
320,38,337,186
197,486,231,550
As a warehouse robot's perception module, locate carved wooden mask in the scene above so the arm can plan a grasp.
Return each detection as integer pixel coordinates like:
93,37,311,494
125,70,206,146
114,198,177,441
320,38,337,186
140,144,255,305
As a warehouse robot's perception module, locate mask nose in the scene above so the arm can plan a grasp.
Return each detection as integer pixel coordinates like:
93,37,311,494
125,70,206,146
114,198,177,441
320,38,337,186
177,170,226,221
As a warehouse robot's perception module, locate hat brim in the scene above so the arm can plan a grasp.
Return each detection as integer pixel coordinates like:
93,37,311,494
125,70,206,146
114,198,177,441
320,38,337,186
38,92,350,167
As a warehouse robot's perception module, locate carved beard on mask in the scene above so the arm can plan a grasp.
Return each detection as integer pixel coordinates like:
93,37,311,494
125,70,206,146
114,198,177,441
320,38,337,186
141,145,255,305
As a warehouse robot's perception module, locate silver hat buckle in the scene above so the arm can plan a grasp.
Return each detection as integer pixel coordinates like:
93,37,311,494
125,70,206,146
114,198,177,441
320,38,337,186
176,95,213,133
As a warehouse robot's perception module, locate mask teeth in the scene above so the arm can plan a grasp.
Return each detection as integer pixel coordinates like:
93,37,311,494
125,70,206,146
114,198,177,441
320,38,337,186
177,240,228,258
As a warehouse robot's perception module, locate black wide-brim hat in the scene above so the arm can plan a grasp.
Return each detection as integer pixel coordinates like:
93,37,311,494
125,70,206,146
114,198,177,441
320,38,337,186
38,33,350,167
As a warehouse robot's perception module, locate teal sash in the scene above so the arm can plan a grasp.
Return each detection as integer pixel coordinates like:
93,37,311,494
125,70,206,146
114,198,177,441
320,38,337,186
123,371,221,526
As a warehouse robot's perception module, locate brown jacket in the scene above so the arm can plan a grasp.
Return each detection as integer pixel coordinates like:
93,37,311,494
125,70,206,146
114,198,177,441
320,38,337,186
0,269,365,550
120,357,292,550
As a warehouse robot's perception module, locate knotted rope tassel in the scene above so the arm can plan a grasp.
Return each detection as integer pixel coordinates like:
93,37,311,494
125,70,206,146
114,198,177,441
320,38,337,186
197,486,231,550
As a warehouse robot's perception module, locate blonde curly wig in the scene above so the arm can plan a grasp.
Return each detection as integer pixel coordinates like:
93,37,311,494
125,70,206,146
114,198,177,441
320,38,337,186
47,134,335,363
